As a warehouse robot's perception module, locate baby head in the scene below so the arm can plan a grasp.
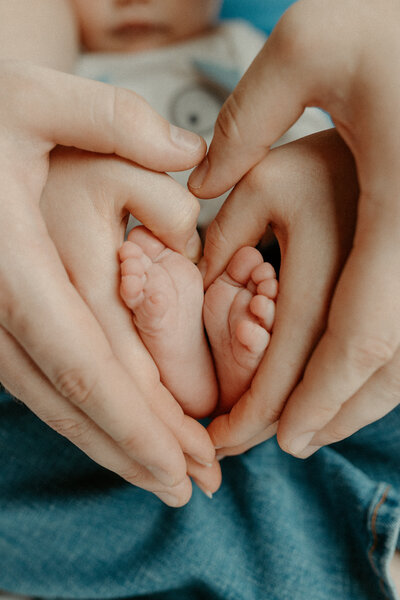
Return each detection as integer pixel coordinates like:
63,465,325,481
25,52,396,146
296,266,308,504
71,0,222,53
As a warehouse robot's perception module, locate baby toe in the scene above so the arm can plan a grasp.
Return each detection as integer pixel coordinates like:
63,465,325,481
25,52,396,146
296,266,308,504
251,262,276,285
235,320,271,356
119,240,143,262
121,257,146,278
226,247,264,286
120,274,145,309
128,226,168,261
257,278,278,300
250,295,275,331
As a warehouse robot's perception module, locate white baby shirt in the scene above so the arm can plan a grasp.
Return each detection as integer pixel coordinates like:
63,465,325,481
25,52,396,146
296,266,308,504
76,20,332,231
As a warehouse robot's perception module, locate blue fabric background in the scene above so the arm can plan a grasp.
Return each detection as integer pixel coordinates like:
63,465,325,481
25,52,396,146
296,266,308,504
1,3,400,600
221,0,296,33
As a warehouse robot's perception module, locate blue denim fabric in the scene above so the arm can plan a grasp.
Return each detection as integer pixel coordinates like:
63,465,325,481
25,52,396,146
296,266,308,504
1,389,400,600
1,4,398,598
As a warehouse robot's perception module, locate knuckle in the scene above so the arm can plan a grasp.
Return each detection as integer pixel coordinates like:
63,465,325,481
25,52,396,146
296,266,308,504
248,383,283,425
241,162,267,196
0,289,28,338
313,399,338,420
257,402,283,426
321,422,354,444
54,366,98,408
205,217,229,254
164,467,186,489
215,93,244,146
117,433,142,457
119,464,144,486
172,193,200,235
46,415,92,443
346,336,396,372
156,480,192,507
95,86,137,154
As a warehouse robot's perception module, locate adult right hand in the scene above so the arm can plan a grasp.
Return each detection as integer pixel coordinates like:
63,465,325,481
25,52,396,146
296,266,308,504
0,60,211,506
191,0,400,459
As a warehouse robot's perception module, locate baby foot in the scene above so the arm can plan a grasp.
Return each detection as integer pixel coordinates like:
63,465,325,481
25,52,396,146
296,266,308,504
119,226,217,418
204,247,277,414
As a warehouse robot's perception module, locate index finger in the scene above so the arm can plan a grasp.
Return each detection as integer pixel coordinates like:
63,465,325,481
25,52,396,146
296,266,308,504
187,0,357,199
2,61,206,173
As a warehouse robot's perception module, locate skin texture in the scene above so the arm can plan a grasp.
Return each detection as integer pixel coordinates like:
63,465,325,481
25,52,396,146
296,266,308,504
0,60,215,507
188,0,400,461
119,230,276,419
70,0,222,52
0,0,78,71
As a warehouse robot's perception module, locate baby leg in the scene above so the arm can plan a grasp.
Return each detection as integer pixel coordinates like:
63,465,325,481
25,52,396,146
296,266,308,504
119,226,218,418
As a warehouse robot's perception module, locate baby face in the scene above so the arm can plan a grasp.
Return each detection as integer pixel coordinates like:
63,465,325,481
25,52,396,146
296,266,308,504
71,0,222,52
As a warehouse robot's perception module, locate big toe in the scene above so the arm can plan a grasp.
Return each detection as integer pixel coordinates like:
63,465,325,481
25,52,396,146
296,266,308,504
128,225,168,261
226,247,264,285
235,320,271,357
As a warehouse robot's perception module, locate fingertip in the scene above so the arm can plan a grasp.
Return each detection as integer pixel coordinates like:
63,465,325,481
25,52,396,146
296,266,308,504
187,457,223,496
206,412,231,449
157,476,193,507
169,124,205,157
197,257,208,281
277,430,316,458
146,452,188,487
188,156,209,190
184,230,202,263
193,467,222,498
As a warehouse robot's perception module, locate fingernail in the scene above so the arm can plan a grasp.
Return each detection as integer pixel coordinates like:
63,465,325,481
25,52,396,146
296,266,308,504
170,124,202,152
287,432,316,456
147,465,176,487
185,230,202,262
198,258,208,279
191,455,214,468
188,157,209,189
157,492,181,507
195,483,213,499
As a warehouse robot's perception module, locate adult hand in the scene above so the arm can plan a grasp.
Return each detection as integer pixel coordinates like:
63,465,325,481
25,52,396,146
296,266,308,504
0,60,213,506
40,146,221,502
203,130,361,457
190,0,400,458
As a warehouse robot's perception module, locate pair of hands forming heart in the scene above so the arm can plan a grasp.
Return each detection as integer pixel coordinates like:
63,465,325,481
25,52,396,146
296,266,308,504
35,128,358,508
0,60,354,509
2,0,400,507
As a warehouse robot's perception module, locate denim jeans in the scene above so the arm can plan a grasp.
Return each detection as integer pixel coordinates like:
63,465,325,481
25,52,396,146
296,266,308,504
1,4,398,598
1,389,399,600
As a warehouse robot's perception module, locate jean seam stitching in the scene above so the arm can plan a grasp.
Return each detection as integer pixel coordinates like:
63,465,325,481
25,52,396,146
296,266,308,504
368,484,392,599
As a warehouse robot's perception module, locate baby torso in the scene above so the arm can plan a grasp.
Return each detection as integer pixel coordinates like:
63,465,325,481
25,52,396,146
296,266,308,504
76,20,332,234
